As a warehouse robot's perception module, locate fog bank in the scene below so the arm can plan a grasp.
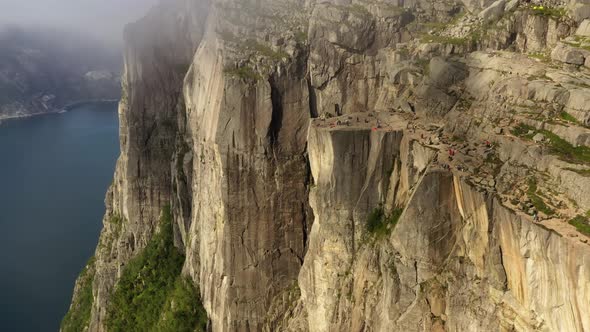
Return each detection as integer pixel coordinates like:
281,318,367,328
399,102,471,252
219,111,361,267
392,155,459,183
0,0,158,48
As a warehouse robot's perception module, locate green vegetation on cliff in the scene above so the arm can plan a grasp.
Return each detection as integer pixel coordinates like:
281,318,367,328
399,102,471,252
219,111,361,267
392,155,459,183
569,213,590,236
61,257,96,332
542,130,590,164
529,5,567,19
510,123,536,138
565,167,590,177
512,123,590,164
154,278,208,332
106,206,207,332
527,178,555,216
367,206,403,239
243,39,288,61
560,111,580,124
421,35,469,46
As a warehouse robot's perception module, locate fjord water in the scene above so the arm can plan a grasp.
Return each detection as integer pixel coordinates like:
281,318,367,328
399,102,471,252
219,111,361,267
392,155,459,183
0,103,119,331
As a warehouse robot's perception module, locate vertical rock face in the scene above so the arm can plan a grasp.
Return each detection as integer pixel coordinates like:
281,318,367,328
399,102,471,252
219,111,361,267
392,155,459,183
301,126,403,331
181,15,312,329
83,1,211,330
298,133,590,331
496,207,590,332
65,0,590,331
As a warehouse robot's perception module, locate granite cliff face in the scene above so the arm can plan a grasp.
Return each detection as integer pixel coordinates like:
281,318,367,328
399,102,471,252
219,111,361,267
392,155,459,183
65,0,590,331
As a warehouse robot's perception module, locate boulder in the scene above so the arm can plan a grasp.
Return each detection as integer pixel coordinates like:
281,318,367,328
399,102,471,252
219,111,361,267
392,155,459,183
551,43,586,65
566,89,590,116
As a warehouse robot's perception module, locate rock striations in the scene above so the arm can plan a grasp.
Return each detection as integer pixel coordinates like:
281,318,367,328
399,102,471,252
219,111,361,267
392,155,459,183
64,0,590,331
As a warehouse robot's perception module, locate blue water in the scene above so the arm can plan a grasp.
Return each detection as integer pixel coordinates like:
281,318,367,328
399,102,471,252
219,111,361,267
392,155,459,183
0,103,119,332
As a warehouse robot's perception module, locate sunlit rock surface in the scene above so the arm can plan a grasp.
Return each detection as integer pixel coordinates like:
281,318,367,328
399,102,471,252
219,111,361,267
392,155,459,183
65,0,590,331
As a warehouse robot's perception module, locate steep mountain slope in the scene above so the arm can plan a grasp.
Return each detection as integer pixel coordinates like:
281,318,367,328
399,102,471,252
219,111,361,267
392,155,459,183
64,0,590,331
0,27,121,119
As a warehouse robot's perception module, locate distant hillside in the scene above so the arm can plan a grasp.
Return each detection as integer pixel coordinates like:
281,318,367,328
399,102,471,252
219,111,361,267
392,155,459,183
0,27,122,119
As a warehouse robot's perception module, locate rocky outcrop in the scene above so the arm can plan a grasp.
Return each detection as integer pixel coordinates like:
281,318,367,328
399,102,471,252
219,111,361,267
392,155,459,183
295,128,590,330
296,117,438,331
65,0,590,331
551,42,588,64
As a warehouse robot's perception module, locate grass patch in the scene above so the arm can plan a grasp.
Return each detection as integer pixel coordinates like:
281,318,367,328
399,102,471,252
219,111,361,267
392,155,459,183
559,37,590,52
565,43,590,52
243,39,288,61
512,123,590,164
367,206,403,239
528,52,551,62
422,21,449,30
559,111,579,124
569,214,590,236
564,167,590,176
571,36,590,52
421,35,469,46
542,130,590,164
106,206,207,332
530,5,567,19
527,178,555,215
61,257,96,332
510,123,536,138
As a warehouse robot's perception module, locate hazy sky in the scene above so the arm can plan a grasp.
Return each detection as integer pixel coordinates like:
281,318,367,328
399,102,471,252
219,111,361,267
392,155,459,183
0,0,158,47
